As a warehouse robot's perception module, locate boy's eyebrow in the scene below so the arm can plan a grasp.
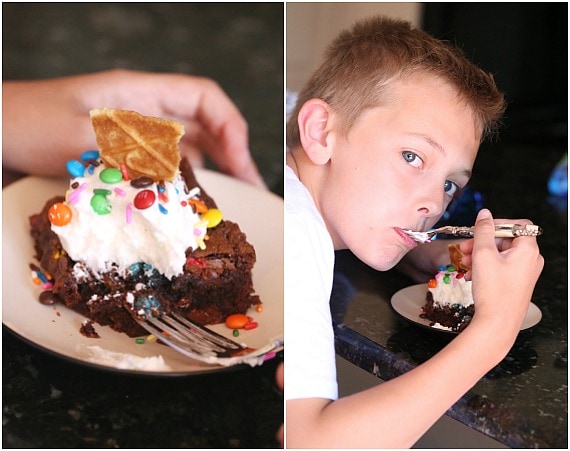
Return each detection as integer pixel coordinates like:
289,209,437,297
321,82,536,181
405,132,446,153
406,132,472,178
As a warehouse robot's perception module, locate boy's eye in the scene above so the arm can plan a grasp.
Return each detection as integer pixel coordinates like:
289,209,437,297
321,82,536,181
444,180,459,197
402,151,422,168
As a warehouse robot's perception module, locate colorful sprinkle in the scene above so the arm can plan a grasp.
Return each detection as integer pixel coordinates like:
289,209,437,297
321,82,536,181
188,199,208,213
135,338,145,344
233,329,239,337
68,183,88,204
99,167,123,184
256,304,263,313
114,187,126,196
158,191,169,203
119,163,130,181
48,202,73,226
126,203,133,223
158,204,168,215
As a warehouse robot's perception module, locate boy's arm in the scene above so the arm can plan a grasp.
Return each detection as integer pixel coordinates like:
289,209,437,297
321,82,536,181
286,210,543,448
2,70,264,187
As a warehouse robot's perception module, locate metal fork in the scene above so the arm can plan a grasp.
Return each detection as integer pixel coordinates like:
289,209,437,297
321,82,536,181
134,311,283,367
403,223,543,244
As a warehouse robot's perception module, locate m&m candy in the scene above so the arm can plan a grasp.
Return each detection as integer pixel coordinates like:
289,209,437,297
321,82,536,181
48,202,72,226
134,190,156,209
66,160,85,178
202,208,223,228
99,167,123,184
90,193,111,215
80,150,100,161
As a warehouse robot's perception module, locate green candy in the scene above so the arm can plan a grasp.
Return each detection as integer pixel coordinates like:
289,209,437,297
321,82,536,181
99,167,123,184
90,193,111,215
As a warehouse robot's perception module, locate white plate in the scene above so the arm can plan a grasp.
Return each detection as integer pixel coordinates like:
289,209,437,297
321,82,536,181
2,169,283,375
391,284,542,334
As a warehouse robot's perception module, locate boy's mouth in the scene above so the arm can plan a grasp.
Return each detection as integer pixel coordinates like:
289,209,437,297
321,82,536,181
394,227,418,249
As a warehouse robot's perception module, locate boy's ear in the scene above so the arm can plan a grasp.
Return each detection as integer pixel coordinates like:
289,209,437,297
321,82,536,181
297,99,333,165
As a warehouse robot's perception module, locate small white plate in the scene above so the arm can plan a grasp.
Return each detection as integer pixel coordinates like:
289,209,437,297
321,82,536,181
2,169,283,375
391,284,542,334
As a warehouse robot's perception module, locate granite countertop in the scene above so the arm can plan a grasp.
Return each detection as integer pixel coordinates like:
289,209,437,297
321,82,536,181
3,4,284,448
331,139,567,448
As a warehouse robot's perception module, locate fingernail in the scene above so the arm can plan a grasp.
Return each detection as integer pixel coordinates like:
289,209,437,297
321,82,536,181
477,208,492,220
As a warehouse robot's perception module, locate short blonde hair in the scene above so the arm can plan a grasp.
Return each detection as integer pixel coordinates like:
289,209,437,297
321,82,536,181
286,16,506,148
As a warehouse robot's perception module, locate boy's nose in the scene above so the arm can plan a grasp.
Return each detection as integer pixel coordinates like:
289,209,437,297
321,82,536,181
416,188,446,218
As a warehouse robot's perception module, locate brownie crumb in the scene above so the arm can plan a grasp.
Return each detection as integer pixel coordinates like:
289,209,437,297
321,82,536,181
80,320,100,338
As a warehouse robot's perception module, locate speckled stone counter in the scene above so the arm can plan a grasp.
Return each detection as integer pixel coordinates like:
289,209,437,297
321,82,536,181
332,139,567,448
3,3,283,448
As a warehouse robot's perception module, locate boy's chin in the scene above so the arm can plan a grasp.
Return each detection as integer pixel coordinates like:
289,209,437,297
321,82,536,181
357,251,403,272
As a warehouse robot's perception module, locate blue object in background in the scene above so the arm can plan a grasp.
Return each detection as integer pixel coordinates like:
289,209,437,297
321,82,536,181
548,153,568,197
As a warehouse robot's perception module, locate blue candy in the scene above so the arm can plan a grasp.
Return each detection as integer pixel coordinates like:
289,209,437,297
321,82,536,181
80,150,100,161
66,160,85,178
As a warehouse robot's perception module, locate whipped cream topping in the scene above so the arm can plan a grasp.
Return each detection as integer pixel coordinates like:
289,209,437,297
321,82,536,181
51,157,208,280
428,266,473,308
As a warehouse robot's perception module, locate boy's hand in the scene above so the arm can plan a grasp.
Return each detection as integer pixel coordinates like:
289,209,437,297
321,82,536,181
460,209,543,339
3,70,266,188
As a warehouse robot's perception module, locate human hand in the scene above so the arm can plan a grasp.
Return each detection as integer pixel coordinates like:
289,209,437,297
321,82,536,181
459,209,544,342
2,69,266,187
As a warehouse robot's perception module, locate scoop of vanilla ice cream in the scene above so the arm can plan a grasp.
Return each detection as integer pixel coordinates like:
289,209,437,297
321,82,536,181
52,163,207,280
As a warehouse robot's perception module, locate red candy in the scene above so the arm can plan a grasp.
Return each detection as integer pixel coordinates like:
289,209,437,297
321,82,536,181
134,189,156,209
244,321,258,330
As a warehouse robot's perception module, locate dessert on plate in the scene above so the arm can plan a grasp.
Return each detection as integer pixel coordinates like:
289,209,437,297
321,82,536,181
420,244,473,332
29,108,260,338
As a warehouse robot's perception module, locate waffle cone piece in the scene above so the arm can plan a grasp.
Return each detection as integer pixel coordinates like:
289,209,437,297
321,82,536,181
448,243,470,272
90,108,184,182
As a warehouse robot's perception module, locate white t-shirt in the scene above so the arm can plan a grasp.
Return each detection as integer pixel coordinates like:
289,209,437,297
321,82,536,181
284,166,338,401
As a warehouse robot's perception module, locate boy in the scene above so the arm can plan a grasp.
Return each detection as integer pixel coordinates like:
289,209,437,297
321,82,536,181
285,16,543,448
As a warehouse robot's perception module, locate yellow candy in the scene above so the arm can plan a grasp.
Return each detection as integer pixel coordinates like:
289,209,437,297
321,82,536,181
202,208,223,228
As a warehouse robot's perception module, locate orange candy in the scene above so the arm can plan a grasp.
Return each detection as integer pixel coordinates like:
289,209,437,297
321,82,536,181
428,279,437,289
48,202,72,226
225,313,250,330
188,198,208,213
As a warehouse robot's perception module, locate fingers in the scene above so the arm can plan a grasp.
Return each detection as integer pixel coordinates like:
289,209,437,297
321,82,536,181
81,70,267,188
157,74,267,188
